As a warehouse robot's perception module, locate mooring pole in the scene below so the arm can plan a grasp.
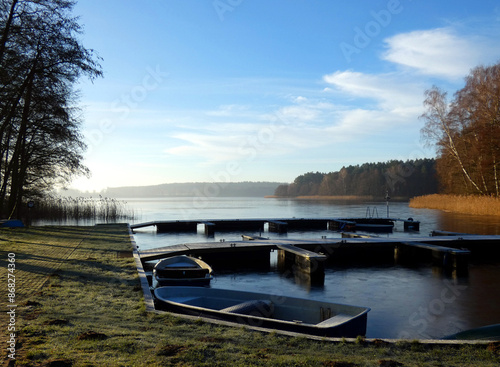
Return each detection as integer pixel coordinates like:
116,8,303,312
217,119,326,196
385,190,390,218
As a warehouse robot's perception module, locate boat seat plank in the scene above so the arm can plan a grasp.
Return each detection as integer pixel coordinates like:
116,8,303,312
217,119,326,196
221,300,273,317
169,296,203,304
166,262,200,268
316,313,354,327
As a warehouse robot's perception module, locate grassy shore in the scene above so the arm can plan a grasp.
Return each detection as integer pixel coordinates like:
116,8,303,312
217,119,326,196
1,225,499,366
410,194,500,216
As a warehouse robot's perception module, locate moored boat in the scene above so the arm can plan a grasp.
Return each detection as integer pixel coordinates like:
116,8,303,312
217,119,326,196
350,218,395,233
152,255,213,288
154,286,370,338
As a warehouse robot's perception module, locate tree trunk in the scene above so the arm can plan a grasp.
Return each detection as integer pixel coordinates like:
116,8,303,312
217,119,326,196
7,72,33,218
0,0,19,64
442,121,484,194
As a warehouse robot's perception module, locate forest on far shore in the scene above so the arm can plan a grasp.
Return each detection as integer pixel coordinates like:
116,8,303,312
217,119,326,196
274,158,437,199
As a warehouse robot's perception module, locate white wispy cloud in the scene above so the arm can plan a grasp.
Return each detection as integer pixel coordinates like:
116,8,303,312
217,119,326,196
323,70,424,116
165,74,422,164
205,104,251,117
382,28,497,79
276,105,321,124
293,96,308,103
164,26,500,166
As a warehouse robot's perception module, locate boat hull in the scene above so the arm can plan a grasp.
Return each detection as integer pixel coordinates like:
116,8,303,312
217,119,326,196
153,256,213,288
154,286,369,338
154,276,213,287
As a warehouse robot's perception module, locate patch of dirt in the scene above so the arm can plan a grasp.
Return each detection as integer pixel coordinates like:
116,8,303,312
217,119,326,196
379,360,404,367
43,359,73,367
24,300,42,307
255,348,271,359
322,362,359,367
44,319,69,326
23,302,43,320
487,342,500,354
132,284,142,292
76,331,108,341
197,336,226,343
156,344,186,357
372,339,391,347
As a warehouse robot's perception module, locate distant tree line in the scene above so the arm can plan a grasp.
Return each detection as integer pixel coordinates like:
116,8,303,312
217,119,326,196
0,0,101,218
101,181,284,198
420,62,500,196
274,159,438,199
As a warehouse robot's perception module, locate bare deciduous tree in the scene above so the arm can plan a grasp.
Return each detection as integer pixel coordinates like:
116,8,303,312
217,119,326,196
420,63,500,196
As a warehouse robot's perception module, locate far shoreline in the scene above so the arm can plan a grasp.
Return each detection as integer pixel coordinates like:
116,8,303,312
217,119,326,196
266,194,500,217
265,195,410,202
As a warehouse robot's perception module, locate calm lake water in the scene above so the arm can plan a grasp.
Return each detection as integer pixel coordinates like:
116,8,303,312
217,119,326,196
127,198,499,339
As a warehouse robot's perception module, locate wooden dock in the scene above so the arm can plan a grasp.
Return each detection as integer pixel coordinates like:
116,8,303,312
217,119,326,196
131,217,419,234
137,234,500,285
394,241,471,271
139,235,500,262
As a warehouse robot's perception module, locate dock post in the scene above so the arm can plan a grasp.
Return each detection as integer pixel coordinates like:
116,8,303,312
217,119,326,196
432,249,469,274
268,220,288,233
277,245,325,285
403,218,420,231
327,220,341,231
395,242,469,273
204,222,215,236
394,244,420,264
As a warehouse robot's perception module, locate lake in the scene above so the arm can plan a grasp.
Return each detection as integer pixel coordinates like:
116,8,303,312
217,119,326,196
124,197,500,339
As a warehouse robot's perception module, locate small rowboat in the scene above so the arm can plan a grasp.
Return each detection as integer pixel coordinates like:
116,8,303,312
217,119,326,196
152,256,213,288
154,286,370,338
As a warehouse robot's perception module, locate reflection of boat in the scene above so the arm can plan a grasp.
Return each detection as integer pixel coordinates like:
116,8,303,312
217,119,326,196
154,286,370,338
152,256,213,288
334,218,395,233
350,218,394,232
443,324,500,341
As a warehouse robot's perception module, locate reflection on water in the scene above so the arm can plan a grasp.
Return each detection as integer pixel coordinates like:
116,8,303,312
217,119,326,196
42,197,500,339
436,211,500,235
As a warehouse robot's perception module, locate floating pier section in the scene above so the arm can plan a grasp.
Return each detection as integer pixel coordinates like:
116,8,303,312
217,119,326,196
394,241,471,272
131,217,419,234
134,217,500,286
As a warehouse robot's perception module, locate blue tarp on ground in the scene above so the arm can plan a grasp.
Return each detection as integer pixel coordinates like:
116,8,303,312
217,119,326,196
0,219,24,227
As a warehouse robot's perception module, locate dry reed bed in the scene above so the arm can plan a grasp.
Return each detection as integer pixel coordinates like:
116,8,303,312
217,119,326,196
410,194,500,216
30,196,135,222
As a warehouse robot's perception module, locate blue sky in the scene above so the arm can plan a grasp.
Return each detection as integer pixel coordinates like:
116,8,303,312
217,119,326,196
71,0,500,191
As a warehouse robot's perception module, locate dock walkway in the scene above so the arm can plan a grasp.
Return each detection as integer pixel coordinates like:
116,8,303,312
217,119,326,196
137,234,500,284
131,217,419,234
138,235,499,262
